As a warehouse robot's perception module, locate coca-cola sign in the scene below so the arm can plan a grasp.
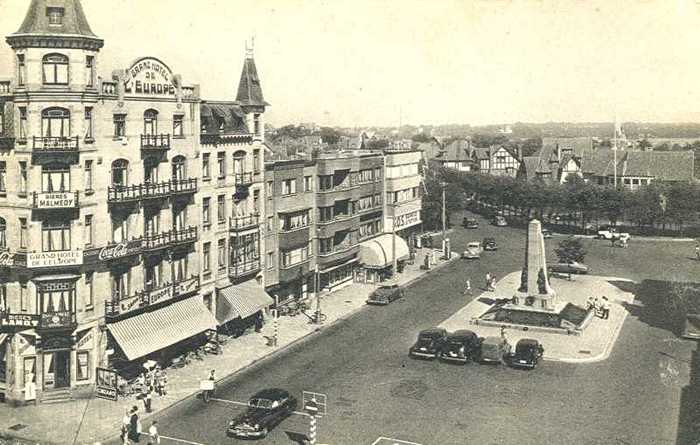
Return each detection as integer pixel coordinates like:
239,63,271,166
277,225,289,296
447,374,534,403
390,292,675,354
85,239,143,264
0,251,14,267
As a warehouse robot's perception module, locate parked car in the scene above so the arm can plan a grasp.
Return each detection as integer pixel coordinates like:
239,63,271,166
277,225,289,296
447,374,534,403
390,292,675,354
461,241,482,259
479,336,511,364
482,237,498,251
597,226,630,241
493,215,507,227
463,217,479,229
366,284,404,305
439,330,482,364
548,261,589,275
227,388,298,438
509,338,544,369
541,229,552,239
409,328,448,359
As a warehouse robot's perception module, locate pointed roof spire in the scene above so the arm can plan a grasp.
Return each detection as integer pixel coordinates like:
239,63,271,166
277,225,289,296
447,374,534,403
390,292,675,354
236,38,269,107
7,0,103,50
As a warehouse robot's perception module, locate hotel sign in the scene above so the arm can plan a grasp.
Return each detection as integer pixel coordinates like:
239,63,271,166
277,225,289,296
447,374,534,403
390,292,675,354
390,210,422,231
124,57,176,97
35,192,76,209
145,285,173,305
27,251,82,268
174,276,199,296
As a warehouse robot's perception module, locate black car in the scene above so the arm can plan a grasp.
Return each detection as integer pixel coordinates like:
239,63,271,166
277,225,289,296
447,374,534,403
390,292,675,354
482,237,498,251
227,388,298,438
439,330,482,364
366,284,404,305
463,217,479,229
509,338,544,369
408,328,448,359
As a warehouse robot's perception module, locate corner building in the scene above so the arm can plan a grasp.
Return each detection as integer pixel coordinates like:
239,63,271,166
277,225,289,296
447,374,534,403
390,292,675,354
0,0,270,404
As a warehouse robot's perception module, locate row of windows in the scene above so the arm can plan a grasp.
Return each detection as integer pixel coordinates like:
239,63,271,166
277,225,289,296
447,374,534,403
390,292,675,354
202,234,261,273
113,110,184,138
16,52,95,88
202,192,260,226
281,242,312,268
386,164,419,179
358,220,383,240
386,187,420,205
202,150,261,179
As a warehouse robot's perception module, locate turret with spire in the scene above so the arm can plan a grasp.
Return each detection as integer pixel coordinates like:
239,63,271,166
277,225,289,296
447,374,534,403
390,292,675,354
235,38,269,141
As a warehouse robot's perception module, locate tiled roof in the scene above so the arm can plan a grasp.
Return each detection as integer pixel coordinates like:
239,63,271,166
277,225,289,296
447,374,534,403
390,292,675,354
622,151,694,181
543,137,594,157
13,0,98,37
440,139,472,162
236,58,269,107
200,103,249,134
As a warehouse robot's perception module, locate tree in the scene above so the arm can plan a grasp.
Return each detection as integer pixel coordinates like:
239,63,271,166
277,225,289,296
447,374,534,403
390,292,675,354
318,127,341,145
520,136,543,157
554,237,587,264
471,133,509,148
411,133,432,143
638,139,652,151
365,139,390,149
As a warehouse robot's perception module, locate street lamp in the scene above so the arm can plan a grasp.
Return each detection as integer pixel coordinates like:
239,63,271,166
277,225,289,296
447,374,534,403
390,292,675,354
441,181,449,259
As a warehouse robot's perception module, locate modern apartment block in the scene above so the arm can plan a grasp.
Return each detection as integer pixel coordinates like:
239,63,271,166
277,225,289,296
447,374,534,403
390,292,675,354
383,148,423,245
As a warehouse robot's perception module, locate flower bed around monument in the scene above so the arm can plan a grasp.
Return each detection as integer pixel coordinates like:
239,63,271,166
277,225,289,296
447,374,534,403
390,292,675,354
479,303,589,331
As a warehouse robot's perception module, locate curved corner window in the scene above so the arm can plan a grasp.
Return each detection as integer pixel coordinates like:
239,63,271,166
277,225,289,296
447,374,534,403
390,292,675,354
42,54,69,85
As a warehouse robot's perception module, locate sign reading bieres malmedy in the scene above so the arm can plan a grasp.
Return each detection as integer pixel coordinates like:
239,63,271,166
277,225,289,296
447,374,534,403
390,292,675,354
35,192,75,209
124,57,176,97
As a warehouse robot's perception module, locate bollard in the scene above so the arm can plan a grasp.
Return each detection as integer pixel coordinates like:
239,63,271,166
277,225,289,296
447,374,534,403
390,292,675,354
309,415,317,445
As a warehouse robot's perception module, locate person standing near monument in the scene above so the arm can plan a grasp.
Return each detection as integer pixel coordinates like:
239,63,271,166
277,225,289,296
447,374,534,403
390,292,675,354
485,272,492,290
464,278,472,296
601,297,610,320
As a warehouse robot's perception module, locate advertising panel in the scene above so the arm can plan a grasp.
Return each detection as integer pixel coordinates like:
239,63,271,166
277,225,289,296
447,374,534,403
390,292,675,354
27,251,83,268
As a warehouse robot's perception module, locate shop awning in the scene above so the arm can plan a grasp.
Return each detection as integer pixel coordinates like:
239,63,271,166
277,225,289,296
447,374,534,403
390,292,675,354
217,281,275,324
108,298,217,361
359,234,410,269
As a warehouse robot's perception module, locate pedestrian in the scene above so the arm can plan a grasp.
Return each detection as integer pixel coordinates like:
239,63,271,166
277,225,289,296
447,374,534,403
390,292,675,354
147,421,160,445
203,369,216,402
143,387,152,413
485,272,492,290
490,276,497,291
592,297,600,317
602,296,610,320
160,371,168,396
586,296,595,311
121,409,131,445
128,406,141,444
464,278,472,296
254,310,263,333
695,244,700,261
500,325,507,339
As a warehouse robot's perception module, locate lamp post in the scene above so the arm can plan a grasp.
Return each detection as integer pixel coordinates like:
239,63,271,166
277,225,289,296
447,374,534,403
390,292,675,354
441,181,449,259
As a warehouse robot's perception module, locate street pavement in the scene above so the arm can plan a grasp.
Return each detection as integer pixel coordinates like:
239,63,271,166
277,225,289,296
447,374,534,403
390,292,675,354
109,211,697,445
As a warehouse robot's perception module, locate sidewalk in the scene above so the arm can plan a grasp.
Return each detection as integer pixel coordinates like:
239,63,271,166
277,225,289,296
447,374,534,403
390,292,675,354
0,248,458,445
439,271,635,363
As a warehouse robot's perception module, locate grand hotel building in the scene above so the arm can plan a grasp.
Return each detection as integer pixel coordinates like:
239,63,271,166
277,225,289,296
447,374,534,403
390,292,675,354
0,0,270,404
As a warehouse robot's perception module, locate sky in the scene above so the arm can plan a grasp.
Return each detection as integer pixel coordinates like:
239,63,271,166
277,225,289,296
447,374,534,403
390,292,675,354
0,0,699,127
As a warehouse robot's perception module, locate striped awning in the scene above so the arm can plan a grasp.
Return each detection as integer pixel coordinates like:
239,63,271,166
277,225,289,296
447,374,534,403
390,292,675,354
217,280,274,324
359,234,410,269
108,298,217,361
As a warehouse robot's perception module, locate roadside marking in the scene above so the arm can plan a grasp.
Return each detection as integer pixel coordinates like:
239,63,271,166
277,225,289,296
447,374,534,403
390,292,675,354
211,397,311,417
372,437,424,445
161,436,206,445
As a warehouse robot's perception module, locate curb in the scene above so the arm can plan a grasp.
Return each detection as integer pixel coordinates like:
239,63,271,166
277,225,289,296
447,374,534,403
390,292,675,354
88,257,457,445
570,234,695,243
554,308,629,364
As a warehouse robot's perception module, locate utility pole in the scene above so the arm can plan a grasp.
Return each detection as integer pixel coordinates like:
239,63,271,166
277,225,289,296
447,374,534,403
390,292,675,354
314,263,322,324
441,182,446,241
392,217,397,278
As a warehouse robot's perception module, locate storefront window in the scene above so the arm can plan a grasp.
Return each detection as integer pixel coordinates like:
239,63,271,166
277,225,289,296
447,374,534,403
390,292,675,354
77,351,89,380
0,217,6,248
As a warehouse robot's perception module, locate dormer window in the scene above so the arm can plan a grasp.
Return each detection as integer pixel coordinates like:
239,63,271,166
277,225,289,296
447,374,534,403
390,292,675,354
47,7,65,26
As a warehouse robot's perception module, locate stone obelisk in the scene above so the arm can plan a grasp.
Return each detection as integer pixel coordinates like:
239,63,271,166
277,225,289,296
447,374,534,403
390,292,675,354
514,219,557,310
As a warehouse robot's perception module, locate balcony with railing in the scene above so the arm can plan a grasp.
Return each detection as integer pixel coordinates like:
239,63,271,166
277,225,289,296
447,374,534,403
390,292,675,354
229,213,260,232
233,172,254,186
101,81,118,96
229,258,261,279
141,134,171,151
32,136,79,152
105,275,201,319
32,191,79,210
0,80,11,95
143,226,198,252
108,179,197,203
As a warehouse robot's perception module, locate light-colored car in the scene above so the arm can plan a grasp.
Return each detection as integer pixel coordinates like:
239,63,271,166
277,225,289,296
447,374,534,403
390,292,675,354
548,261,589,275
541,229,552,239
493,216,508,227
461,242,482,259
597,226,630,242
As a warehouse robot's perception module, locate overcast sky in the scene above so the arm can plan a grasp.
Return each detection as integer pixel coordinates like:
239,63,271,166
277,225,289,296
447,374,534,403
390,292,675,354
1,0,699,127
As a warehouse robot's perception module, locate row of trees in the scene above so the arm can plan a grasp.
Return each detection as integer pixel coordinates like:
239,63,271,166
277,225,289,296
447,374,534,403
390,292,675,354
423,167,700,234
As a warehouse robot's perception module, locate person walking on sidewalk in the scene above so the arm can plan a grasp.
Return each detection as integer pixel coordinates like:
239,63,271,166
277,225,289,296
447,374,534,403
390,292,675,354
601,297,610,320
490,276,497,292
464,278,472,296
121,408,131,445
485,272,492,290
147,421,160,445
254,310,264,333
143,387,152,413
202,369,216,402
128,406,141,444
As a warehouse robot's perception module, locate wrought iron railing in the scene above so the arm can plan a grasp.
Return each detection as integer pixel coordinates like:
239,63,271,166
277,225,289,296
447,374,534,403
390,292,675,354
229,258,261,278
142,226,198,251
33,136,79,152
229,213,260,231
140,134,171,150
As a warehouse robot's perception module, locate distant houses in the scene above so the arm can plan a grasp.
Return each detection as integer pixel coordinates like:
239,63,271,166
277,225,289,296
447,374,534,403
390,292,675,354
420,139,520,177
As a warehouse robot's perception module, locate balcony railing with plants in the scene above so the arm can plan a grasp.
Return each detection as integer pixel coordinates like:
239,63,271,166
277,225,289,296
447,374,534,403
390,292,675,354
141,134,171,151
32,136,79,152
229,213,260,232
143,226,198,251
229,258,261,278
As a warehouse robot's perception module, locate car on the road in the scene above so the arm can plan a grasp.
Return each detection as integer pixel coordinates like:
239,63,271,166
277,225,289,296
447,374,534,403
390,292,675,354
463,217,479,229
541,229,552,239
409,328,448,359
597,226,630,242
482,237,498,251
439,330,482,364
509,338,544,369
547,261,589,275
492,215,508,227
461,241,482,259
366,284,404,305
227,388,298,438
479,336,511,364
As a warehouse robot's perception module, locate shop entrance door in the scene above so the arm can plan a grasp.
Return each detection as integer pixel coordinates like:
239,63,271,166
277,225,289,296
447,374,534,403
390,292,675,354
44,350,70,389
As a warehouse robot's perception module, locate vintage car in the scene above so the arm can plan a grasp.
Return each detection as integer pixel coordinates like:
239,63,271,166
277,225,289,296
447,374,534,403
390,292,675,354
463,217,479,229
227,388,298,438
408,328,448,359
439,330,482,364
366,284,405,305
492,215,508,227
482,237,498,251
548,261,589,275
597,226,630,242
541,229,552,239
461,242,482,259
479,336,511,364
509,338,544,369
